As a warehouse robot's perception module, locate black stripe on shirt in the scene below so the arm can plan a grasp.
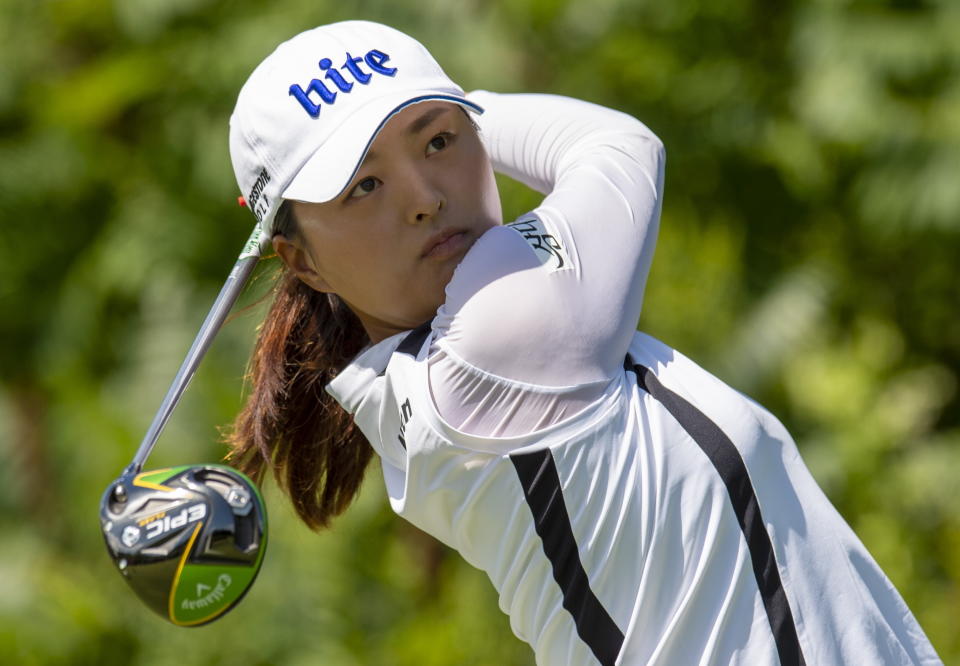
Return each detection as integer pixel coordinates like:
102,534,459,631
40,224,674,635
511,449,625,666
395,320,432,358
631,361,806,666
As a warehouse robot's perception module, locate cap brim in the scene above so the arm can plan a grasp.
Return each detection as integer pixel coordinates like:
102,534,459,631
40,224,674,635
282,92,483,204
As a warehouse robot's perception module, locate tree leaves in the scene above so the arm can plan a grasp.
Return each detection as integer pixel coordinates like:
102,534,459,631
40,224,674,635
1,1,957,663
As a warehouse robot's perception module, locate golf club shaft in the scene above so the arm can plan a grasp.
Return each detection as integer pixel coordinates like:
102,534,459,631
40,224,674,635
126,226,271,475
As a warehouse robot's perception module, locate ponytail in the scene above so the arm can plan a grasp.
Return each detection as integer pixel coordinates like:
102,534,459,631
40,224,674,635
226,203,372,530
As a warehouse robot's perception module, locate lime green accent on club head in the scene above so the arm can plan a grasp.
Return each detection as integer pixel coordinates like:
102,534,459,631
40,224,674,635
163,465,268,627
134,465,195,491
169,560,263,626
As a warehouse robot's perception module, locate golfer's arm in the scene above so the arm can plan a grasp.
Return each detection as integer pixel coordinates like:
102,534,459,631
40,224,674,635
441,92,666,382
467,90,664,204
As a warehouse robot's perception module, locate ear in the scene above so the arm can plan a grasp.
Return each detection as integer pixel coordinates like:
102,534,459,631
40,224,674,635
272,234,333,293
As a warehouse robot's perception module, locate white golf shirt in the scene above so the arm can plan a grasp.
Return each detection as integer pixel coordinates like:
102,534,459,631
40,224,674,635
326,91,941,665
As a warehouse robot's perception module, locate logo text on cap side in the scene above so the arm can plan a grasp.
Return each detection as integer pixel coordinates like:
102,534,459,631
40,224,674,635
289,49,398,118
247,167,271,222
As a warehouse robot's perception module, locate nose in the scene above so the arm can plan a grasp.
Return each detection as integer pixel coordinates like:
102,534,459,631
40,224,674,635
404,168,445,225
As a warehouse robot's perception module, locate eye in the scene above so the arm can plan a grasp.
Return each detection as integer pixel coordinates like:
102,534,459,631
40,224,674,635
348,176,381,199
426,132,452,155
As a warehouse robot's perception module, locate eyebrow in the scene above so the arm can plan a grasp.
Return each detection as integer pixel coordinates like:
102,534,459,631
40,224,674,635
364,105,452,163
407,105,452,136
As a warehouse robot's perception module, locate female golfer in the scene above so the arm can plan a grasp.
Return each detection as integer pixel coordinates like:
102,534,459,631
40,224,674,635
226,20,940,665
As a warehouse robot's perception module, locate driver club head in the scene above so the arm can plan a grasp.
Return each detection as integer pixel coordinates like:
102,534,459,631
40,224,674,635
99,464,267,626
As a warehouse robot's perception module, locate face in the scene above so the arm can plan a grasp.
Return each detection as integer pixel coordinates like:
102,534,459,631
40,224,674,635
275,101,502,343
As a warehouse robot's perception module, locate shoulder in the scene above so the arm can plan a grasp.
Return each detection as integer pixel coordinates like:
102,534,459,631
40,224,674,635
440,224,545,315
431,216,603,387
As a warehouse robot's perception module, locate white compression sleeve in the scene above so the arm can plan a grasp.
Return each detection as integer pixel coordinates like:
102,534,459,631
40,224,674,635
429,91,665,439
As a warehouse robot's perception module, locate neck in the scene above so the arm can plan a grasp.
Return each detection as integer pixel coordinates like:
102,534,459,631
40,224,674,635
344,302,421,344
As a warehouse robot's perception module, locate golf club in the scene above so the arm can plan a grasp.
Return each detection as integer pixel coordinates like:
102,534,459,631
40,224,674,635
99,225,271,626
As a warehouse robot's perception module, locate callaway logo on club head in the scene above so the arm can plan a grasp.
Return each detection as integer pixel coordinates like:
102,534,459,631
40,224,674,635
181,574,233,611
289,49,398,117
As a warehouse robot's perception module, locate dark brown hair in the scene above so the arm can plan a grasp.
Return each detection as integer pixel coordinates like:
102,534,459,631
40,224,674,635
225,201,372,530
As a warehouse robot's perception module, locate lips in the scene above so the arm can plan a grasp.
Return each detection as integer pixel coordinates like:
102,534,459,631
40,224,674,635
421,228,470,260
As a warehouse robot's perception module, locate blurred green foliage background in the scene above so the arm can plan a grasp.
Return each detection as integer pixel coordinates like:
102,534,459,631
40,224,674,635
1,0,957,663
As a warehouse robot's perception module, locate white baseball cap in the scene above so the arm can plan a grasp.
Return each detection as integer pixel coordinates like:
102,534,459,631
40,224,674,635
229,20,483,235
